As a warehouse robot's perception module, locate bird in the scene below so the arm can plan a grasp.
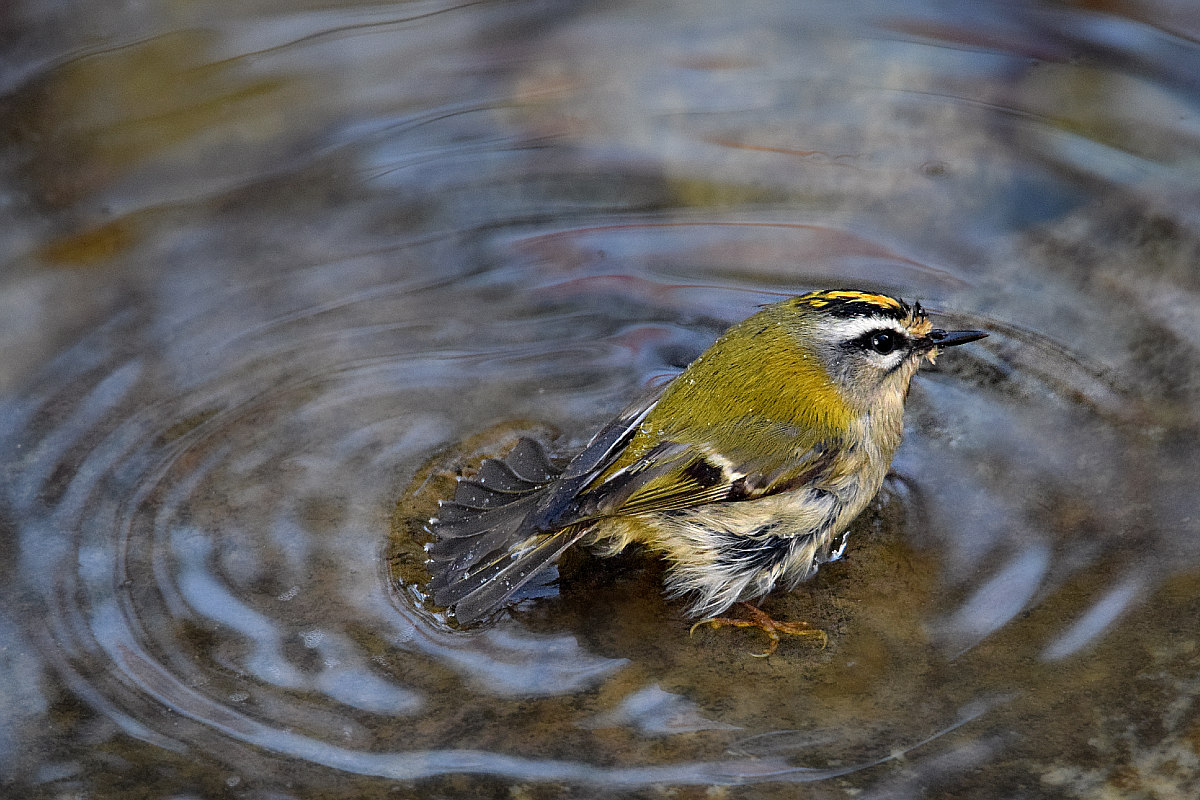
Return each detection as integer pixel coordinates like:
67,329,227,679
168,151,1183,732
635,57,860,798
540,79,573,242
425,289,986,649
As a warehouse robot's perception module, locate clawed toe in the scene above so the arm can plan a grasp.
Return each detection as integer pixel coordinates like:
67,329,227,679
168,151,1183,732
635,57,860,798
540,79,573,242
689,602,827,657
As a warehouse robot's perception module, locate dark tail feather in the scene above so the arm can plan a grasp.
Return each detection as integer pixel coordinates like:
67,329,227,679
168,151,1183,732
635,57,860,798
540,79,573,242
499,437,558,483
431,524,592,623
427,437,585,623
427,498,543,585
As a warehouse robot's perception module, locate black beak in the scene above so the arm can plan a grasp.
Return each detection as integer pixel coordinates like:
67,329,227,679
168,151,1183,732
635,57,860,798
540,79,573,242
922,328,988,349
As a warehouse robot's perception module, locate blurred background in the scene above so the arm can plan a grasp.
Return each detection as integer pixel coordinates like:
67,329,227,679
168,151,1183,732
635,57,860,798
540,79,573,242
2,1,1199,797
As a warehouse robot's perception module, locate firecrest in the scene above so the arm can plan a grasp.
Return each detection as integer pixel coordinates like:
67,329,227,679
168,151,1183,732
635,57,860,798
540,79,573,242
426,289,986,639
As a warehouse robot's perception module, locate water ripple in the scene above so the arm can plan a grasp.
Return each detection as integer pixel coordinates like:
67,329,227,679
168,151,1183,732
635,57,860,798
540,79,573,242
5,0,1200,795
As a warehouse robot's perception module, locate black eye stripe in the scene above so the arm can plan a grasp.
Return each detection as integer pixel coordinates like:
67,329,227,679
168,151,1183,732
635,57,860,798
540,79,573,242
858,329,907,355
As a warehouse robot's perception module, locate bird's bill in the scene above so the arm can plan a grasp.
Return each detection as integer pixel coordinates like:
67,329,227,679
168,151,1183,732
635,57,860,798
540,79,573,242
921,328,988,349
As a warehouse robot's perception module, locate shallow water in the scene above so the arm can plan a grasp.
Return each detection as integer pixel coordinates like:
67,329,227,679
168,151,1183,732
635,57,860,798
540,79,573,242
3,0,1200,797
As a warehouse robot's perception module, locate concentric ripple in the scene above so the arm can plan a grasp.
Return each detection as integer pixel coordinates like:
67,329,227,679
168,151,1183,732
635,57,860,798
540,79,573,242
0,248,1004,788
4,0,1200,797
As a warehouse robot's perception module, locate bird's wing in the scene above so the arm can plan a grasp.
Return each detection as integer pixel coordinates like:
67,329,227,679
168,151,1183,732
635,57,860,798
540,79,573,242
569,417,839,522
426,385,665,623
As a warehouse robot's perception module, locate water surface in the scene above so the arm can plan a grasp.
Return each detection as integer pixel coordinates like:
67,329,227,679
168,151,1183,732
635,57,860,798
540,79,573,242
3,1,1200,797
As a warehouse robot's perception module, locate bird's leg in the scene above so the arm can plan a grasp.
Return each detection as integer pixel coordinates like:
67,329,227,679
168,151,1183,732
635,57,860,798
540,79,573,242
689,601,827,657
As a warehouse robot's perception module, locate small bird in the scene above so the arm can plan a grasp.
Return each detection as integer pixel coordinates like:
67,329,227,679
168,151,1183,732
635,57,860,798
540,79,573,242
426,290,986,645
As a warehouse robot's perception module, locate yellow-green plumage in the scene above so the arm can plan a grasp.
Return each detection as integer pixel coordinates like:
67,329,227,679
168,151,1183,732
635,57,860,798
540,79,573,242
608,306,857,472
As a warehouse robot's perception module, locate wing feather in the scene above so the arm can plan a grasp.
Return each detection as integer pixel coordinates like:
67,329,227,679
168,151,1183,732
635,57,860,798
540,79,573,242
568,418,836,520
427,387,663,623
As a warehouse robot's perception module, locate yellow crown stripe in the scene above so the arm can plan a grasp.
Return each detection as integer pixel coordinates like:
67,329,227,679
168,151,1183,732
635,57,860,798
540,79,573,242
797,290,903,311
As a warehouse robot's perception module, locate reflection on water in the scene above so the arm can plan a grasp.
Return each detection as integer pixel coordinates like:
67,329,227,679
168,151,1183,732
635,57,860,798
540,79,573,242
2,0,1200,797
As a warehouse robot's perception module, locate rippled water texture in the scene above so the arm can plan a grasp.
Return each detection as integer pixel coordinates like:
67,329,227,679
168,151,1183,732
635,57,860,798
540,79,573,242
3,1,1200,797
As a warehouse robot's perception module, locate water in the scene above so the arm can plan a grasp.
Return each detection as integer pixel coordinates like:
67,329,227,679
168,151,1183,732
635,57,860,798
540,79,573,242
2,1,1199,797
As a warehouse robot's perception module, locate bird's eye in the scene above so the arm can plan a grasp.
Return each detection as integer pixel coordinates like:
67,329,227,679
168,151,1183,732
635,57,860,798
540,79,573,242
868,331,897,355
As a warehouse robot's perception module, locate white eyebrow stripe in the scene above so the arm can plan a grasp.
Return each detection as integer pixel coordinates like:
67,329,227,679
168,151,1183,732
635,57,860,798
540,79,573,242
825,316,909,341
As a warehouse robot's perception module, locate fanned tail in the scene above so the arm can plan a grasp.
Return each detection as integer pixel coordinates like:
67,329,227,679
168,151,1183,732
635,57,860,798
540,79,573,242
426,438,590,623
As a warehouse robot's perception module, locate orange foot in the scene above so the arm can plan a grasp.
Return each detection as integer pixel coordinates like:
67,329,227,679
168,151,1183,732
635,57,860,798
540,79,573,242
689,601,827,657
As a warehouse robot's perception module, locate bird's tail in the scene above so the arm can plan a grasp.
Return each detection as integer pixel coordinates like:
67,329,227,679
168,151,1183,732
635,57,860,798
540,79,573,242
426,437,591,624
